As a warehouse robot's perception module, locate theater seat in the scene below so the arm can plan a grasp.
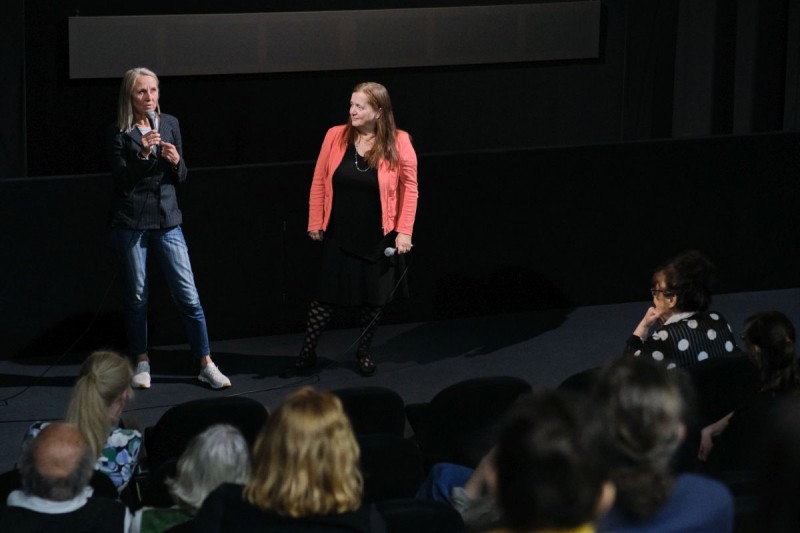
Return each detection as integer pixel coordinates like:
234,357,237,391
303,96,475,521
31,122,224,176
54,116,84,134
406,376,531,469
377,498,466,533
358,434,424,503
332,386,406,437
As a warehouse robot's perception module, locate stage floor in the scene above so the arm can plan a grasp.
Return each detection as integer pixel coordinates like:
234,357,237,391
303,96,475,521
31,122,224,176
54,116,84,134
1,288,797,473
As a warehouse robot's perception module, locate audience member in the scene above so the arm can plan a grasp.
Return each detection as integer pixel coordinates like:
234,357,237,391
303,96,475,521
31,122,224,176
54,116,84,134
22,350,142,493
193,387,386,532
415,449,500,530
131,424,250,532
595,356,733,532
1,422,133,532
756,395,800,533
698,311,799,470
624,250,738,369
416,390,612,532
484,390,615,533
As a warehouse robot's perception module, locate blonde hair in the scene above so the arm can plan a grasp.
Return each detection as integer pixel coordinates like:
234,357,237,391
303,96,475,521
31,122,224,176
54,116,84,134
116,67,161,133
65,351,133,458
341,81,399,169
243,387,362,516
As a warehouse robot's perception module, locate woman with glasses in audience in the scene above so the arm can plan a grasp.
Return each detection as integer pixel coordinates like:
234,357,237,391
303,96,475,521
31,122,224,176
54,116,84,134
624,250,738,369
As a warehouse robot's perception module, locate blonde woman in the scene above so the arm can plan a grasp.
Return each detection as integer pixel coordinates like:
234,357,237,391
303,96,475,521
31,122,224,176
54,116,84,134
108,66,230,390
194,387,385,532
22,350,142,492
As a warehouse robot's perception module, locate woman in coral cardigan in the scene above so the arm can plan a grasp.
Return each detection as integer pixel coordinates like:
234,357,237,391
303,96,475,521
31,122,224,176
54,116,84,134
283,82,418,378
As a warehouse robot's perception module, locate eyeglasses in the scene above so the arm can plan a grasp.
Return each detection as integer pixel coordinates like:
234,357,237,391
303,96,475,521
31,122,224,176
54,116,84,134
650,288,673,297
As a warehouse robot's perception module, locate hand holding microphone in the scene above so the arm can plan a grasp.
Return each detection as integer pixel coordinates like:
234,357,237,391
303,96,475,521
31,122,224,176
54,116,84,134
141,110,161,158
385,232,414,256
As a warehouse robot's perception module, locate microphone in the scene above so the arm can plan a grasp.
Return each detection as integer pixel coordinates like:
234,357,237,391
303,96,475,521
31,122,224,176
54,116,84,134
145,110,158,155
384,245,413,257
145,110,157,131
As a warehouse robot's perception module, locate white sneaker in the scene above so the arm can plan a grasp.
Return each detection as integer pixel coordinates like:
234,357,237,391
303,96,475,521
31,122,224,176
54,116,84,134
131,361,151,389
198,362,231,389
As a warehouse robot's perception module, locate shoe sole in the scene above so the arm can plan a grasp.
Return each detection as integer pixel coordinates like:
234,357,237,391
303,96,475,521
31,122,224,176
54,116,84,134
198,376,231,389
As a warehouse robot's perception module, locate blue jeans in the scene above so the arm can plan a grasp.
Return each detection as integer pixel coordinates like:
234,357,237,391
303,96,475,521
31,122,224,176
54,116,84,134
112,226,210,359
416,463,474,502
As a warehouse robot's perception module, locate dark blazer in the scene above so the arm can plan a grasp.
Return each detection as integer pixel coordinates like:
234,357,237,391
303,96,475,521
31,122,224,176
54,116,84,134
106,113,188,229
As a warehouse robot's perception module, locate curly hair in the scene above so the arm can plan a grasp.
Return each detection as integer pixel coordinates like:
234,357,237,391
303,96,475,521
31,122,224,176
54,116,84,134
653,250,717,312
243,387,362,516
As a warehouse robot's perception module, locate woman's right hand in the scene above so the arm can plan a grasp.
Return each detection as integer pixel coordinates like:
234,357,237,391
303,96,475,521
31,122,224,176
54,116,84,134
140,130,161,157
633,307,663,338
308,230,323,241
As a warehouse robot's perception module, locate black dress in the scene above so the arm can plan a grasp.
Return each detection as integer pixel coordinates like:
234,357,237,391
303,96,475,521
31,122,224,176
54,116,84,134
316,144,407,307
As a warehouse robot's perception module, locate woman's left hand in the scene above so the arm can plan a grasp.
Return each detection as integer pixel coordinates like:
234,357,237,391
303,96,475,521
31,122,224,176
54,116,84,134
395,233,413,254
160,141,181,167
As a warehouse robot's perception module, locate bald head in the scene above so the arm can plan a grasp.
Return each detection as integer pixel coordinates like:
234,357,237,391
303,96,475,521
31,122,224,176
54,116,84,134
33,423,89,478
20,422,95,501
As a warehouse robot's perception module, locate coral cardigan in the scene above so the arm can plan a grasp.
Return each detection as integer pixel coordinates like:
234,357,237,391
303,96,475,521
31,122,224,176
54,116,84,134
308,125,418,236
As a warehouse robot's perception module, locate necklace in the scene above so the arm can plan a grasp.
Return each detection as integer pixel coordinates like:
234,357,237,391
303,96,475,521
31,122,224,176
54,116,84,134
354,140,371,172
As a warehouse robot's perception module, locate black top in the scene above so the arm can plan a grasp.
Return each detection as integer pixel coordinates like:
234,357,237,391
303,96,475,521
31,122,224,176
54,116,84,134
329,144,386,261
106,113,188,229
0,497,127,533
193,483,387,533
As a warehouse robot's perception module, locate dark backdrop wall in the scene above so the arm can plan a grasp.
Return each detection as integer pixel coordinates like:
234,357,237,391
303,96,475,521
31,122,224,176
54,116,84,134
1,0,799,359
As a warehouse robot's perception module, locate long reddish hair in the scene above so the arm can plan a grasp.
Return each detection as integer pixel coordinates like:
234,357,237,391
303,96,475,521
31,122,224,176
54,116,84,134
340,82,398,169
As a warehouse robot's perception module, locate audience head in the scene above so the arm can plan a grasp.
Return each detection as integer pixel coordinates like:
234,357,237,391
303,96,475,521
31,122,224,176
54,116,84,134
244,387,362,517
66,350,133,458
593,356,686,520
166,424,251,514
757,395,800,532
19,422,95,502
741,311,798,392
493,389,614,531
651,250,716,313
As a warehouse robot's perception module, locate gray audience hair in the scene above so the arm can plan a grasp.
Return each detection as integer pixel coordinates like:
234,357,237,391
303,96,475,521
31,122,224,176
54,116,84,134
166,423,251,513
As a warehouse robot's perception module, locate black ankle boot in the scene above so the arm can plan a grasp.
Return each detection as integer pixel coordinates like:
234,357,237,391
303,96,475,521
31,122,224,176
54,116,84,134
280,352,318,378
356,353,376,377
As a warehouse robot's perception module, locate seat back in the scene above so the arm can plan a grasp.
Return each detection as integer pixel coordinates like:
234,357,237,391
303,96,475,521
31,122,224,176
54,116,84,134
358,434,424,503
377,498,466,533
683,354,759,424
333,386,406,437
145,396,268,473
409,376,531,468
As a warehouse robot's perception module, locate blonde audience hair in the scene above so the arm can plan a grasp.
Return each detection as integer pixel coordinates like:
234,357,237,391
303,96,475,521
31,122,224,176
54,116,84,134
65,350,133,458
243,387,363,516
167,424,251,514
116,67,161,133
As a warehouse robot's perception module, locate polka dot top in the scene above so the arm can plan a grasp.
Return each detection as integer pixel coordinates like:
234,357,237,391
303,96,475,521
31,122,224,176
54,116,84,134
625,310,740,369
